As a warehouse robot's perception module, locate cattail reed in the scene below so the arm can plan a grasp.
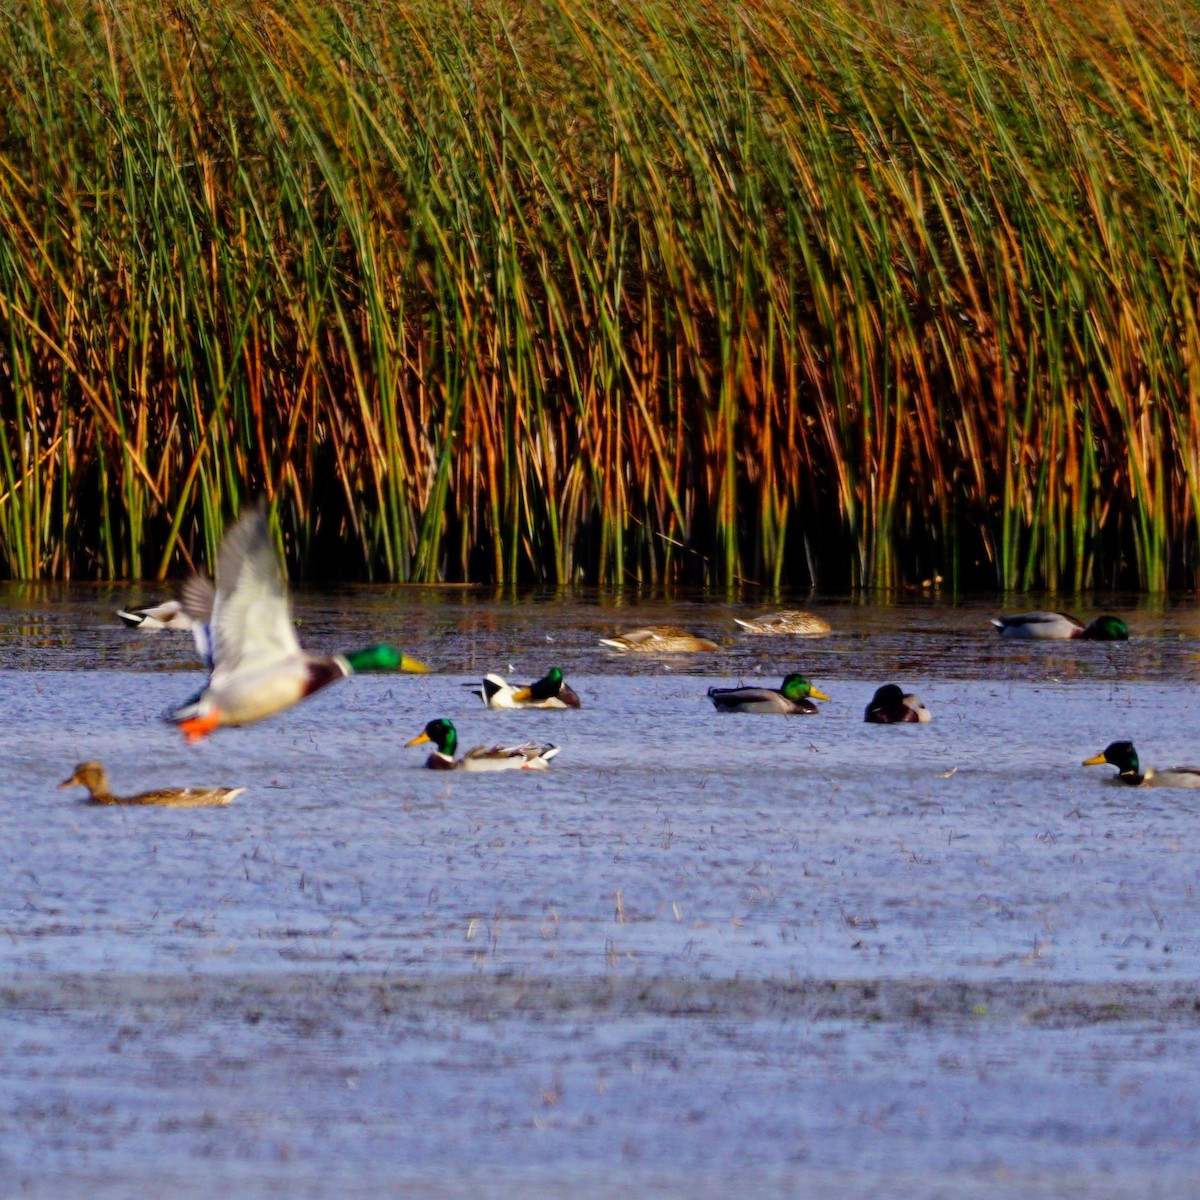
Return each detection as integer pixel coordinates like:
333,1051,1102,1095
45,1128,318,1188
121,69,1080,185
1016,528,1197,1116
0,0,1196,590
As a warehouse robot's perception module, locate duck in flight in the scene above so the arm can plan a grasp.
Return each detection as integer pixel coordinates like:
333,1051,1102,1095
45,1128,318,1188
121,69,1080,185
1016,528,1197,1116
166,504,428,741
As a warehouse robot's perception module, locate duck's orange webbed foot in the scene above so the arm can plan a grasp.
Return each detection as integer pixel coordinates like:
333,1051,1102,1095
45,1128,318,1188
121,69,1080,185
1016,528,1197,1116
179,711,221,743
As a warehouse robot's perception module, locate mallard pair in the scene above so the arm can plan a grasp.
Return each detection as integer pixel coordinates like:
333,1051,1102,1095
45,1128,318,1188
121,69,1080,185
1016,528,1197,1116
706,676,931,722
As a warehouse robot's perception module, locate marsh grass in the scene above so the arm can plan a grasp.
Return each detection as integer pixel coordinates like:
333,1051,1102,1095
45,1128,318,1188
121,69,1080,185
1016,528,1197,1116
1,0,1198,589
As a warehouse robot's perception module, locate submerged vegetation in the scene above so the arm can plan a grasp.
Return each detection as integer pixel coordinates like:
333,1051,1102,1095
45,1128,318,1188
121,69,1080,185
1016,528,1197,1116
1,0,1199,589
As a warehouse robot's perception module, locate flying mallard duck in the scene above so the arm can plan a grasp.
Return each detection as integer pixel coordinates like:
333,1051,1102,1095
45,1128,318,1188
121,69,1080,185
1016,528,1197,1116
406,718,560,771
733,610,831,636
477,667,581,709
60,761,244,806
864,684,931,724
119,579,215,666
599,626,719,653
166,504,428,741
117,599,193,631
707,673,830,714
991,612,1128,640
1082,741,1200,788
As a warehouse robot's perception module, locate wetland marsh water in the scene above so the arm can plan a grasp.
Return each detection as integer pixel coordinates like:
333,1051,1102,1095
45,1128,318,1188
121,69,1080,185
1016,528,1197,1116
3,585,1200,1197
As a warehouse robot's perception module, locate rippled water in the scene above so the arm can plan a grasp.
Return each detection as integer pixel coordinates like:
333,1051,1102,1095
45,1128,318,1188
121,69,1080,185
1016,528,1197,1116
3,584,1200,1197
6,582,1200,682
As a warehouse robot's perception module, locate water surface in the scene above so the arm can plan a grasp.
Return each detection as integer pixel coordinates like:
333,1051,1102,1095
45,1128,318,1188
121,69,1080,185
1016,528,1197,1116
3,586,1198,1197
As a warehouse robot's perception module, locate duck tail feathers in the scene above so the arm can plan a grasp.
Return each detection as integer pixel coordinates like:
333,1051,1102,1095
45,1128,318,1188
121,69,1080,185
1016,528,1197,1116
163,688,206,725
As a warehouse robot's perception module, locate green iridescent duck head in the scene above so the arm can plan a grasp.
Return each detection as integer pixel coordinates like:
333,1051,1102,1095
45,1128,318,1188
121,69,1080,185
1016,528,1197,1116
343,644,430,673
1082,616,1129,641
779,673,830,703
1083,740,1140,778
407,718,457,756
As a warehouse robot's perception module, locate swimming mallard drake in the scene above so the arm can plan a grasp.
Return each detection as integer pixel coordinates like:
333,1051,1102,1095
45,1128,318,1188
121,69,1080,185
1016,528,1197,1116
991,612,1129,640
599,626,719,653
734,610,832,636
1082,741,1200,788
707,673,830,714
406,719,560,771
166,504,428,741
864,684,931,724
478,667,581,709
59,761,244,806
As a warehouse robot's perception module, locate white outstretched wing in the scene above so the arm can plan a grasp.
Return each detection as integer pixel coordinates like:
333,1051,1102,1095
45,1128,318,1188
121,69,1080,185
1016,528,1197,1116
208,505,302,681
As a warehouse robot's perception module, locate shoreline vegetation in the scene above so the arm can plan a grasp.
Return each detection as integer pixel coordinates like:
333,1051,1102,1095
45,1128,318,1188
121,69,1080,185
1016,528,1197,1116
1,0,1198,590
